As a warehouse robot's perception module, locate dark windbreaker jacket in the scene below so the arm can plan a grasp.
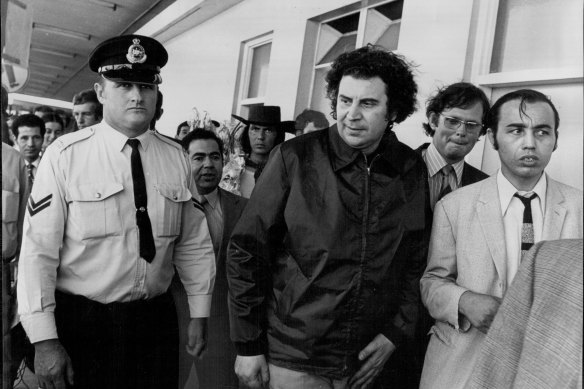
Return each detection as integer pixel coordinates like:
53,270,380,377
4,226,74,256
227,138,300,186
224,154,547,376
227,125,430,379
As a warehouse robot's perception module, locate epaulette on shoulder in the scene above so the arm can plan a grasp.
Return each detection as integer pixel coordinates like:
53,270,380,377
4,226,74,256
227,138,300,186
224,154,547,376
53,127,95,152
153,131,184,150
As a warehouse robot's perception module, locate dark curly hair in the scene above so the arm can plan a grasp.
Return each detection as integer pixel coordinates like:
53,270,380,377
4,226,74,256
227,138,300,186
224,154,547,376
325,45,417,125
423,82,490,137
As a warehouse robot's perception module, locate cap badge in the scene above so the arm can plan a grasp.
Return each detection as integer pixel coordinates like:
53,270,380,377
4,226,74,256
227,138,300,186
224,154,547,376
126,38,147,64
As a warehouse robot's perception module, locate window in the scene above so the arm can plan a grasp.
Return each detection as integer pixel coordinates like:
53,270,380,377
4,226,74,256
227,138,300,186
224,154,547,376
306,0,403,121
467,0,583,190
233,33,272,118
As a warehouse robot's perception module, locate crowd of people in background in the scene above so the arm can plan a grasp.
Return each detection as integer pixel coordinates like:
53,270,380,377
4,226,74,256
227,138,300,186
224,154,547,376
2,32,582,389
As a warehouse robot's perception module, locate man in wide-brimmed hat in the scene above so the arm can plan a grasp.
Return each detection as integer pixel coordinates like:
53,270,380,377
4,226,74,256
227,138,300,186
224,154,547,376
231,105,285,197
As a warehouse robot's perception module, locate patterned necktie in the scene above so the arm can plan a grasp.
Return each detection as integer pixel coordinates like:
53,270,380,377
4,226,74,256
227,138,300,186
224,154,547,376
437,164,457,201
514,192,537,258
127,139,156,263
26,164,34,191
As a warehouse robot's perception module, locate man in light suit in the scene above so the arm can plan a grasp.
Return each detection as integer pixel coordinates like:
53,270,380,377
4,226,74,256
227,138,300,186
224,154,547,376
173,128,248,389
406,82,491,388
420,89,583,389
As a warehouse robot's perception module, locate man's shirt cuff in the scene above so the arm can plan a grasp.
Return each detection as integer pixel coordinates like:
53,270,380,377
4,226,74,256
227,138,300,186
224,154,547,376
20,312,58,343
188,294,212,318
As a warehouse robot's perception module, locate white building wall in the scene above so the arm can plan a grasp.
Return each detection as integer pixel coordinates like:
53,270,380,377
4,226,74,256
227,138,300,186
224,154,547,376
157,0,356,137
154,0,582,189
156,0,476,150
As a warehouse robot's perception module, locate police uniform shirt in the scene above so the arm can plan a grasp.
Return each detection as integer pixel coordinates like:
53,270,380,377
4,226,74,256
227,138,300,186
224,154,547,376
2,143,28,259
17,121,216,343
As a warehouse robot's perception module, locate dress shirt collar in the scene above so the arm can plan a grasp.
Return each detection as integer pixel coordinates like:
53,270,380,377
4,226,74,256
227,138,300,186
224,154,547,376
202,188,220,210
497,170,547,216
328,125,419,176
424,142,464,184
99,120,154,152
26,157,41,169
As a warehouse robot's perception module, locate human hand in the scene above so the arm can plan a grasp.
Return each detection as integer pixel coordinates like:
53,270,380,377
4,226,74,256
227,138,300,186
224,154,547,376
349,334,396,389
234,354,269,388
34,339,74,389
458,291,502,333
186,317,208,357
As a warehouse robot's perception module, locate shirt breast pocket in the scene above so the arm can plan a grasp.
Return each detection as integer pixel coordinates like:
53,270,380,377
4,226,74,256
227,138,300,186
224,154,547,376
154,184,191,237
68,182,124,240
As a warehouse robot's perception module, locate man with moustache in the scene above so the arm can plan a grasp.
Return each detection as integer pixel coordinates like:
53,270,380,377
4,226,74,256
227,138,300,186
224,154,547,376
420,89,583,389
172,129,248,389
228,45,428,389
17,35,215,389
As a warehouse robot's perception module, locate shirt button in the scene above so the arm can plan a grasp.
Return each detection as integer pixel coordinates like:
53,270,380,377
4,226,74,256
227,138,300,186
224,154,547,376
173,194,178,200
95,192,101,199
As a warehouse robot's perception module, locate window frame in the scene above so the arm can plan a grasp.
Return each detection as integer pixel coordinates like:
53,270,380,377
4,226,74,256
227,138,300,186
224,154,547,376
306,0,404,110
234,32,273,116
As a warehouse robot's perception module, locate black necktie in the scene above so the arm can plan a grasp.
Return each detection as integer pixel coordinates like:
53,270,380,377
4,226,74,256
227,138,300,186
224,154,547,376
127,139,156,263
514,192,537,258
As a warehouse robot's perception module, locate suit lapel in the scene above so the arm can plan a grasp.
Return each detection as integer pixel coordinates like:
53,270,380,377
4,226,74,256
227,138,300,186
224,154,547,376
476,177,508,286
542,177,566,240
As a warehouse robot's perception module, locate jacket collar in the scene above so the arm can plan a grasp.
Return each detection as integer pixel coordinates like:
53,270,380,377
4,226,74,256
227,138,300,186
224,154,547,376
328,124,421,175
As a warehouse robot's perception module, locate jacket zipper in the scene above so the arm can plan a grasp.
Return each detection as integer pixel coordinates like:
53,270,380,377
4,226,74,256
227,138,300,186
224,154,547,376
344,152,379,373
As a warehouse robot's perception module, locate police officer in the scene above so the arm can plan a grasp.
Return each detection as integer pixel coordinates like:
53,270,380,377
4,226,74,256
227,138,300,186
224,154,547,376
17,35,216,389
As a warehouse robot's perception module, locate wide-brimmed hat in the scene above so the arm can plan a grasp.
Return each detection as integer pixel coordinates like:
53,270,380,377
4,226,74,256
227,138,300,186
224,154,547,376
232,106,282,127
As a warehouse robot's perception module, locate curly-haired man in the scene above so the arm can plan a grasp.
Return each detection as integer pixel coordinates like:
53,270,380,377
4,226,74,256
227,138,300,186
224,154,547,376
227,45,430,389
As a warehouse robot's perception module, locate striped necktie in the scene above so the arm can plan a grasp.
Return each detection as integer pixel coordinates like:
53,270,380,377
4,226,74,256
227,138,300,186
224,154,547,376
514,192,537,258
26,164,34,190
437,164,457,201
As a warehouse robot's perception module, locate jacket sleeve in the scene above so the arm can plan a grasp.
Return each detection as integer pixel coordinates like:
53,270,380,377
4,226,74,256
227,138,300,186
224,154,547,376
226,146,290,356
383,169,431,347
420,199,470,331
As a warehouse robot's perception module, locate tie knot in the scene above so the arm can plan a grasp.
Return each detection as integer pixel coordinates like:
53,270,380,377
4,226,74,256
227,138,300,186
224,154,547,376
441,164,454,176
26,164,33,172
514,192,537,205
127,139,141,150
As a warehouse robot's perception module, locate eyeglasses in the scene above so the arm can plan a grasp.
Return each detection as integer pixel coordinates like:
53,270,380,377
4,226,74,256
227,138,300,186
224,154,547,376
440,114,483,133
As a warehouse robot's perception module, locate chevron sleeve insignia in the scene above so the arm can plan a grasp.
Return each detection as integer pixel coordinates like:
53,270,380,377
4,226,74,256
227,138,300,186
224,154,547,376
192,197,204,213
28,194,53,216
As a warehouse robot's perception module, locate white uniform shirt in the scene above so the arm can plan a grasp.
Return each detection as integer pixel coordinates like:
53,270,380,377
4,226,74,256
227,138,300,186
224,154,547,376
497,170,546,286
18,122,216,343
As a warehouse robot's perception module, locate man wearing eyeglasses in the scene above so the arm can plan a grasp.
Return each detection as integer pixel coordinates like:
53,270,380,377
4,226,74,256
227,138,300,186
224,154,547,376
417,82,490,211
419,89,582,388
405,82,491,387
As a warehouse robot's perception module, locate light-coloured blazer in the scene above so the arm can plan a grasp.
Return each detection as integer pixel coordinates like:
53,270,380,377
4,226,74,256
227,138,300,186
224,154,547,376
419,174,583,389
